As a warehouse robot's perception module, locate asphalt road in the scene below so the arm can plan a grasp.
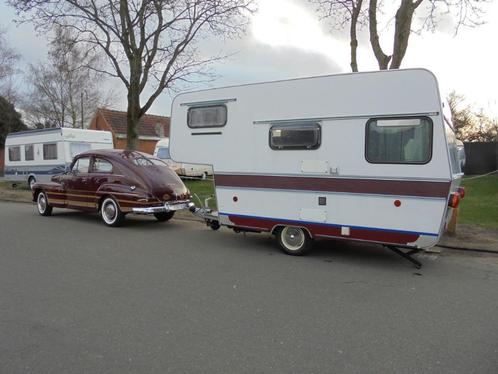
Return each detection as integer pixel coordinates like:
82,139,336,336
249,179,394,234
1,202,498,374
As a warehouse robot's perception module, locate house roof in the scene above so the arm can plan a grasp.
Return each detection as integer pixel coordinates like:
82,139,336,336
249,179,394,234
98,108,170,138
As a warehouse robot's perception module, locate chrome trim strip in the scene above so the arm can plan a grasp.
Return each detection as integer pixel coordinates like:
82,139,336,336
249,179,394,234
180,98,237,107
253,112,440,125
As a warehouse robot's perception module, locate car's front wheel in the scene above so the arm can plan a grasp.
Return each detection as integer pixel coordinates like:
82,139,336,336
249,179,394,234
154,211,175,222
101,197,125,227
37,191,53,216
276,226,312,256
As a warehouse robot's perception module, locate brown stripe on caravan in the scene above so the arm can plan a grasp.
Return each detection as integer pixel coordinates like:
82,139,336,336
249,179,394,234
215,174,451,198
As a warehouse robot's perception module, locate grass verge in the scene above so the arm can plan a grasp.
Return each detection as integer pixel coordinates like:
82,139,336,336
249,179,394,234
459,175,498,229
183,179,216,209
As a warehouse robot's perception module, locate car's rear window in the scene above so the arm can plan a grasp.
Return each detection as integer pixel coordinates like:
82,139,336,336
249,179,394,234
124,152,167,167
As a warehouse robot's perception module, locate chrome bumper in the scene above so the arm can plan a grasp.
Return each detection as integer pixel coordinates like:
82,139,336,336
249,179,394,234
132,200,195,214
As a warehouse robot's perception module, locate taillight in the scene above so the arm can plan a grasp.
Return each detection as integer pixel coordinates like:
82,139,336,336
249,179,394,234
448,193,460,208
457,186,465,199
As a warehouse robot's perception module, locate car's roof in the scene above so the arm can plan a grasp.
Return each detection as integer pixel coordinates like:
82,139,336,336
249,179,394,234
77,149,153,160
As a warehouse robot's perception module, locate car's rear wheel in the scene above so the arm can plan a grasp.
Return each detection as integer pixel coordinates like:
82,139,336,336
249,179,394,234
154,211,175,222
276,226,312,256
37,191,53,216
101,197,125,227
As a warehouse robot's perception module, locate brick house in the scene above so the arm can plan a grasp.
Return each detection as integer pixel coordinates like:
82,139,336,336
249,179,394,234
88,108,170,154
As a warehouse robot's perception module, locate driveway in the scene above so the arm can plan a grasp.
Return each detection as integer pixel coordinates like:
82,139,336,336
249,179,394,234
1,201,498,373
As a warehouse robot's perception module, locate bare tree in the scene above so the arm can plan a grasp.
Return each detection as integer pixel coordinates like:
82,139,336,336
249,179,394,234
11,0,253,149
447,91,498,142
310,0,365,72
0,29,21,103
312,0,487,71
23,26,113,128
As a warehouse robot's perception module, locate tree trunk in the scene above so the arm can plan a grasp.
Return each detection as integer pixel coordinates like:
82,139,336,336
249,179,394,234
368,0,391,70
390,0,418,69
349,1,363,72
126,53,142,150
126,87,140,150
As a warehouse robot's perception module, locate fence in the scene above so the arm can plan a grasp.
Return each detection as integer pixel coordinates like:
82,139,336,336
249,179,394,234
463,142,498,175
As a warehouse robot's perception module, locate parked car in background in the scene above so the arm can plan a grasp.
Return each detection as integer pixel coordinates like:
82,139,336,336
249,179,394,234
154,138,212,179
4,128,114,189
32,149,193,226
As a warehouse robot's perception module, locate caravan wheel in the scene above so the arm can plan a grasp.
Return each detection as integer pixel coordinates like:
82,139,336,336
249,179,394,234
276,226,312,256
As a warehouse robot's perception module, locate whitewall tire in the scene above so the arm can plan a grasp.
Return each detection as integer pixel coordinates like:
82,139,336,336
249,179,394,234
101,197,125,227
37,191,52,216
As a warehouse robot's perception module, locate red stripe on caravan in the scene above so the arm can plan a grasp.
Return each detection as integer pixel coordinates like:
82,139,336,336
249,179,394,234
215,174,450,198
227,215,420,245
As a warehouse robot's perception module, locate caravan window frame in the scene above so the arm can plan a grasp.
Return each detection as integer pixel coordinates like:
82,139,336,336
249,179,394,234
364,116,433,165
187,104,227,129
43,143,58,160
269,123,321,151
24,144,34,161
8,146,21,162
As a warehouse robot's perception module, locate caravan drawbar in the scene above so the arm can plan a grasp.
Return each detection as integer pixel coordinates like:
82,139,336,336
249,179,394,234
170,69,464,265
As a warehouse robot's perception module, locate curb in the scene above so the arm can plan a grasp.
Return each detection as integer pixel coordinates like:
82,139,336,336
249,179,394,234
436,244,498,255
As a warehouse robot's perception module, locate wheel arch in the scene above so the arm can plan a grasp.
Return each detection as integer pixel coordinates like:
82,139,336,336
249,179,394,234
271,224,313,239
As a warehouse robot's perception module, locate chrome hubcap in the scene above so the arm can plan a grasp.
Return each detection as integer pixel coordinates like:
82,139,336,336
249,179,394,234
282,227,305,250
103,202,116,222
38,194,46,212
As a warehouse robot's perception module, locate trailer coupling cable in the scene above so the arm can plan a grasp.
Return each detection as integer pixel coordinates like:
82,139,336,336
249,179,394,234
463,170,498,180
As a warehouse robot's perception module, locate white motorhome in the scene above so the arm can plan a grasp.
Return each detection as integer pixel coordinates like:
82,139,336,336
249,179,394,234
4,128,113,188
170,69,464,267
154,138,212,179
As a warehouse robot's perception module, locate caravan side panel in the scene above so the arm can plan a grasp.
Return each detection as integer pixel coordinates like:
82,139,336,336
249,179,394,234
170,69,453,248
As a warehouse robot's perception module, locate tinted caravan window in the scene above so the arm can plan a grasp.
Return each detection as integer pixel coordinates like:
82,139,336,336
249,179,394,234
43,143,58,160
8,146,21,161
157,147,171,159
25,144,34,161
187,105,227,128
366,117,432,164
269,123,321,150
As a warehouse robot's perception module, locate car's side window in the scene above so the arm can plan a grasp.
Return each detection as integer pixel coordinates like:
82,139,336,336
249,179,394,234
93,158,113,173
72,157,91,174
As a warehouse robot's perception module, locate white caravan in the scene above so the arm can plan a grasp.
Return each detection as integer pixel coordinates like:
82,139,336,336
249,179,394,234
4,128,113,188
170,69,464,267
154,138,212,178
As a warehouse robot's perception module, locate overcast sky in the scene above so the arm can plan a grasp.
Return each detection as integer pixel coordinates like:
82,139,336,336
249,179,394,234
1,0,497,118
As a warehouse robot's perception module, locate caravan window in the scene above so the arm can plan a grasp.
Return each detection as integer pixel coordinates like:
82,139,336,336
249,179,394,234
157,147,170,159
70,142,92,158
187,105,227,128
43,143,58,160
366,117,432,164
269,123,321,150
25,145,34,161
8,146,21,161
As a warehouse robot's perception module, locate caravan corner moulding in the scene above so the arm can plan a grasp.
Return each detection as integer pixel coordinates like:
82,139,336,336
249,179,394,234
4,128,114,189
169,69,464,263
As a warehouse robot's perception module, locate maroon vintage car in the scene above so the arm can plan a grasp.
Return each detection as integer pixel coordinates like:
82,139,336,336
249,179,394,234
32,149,194,226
